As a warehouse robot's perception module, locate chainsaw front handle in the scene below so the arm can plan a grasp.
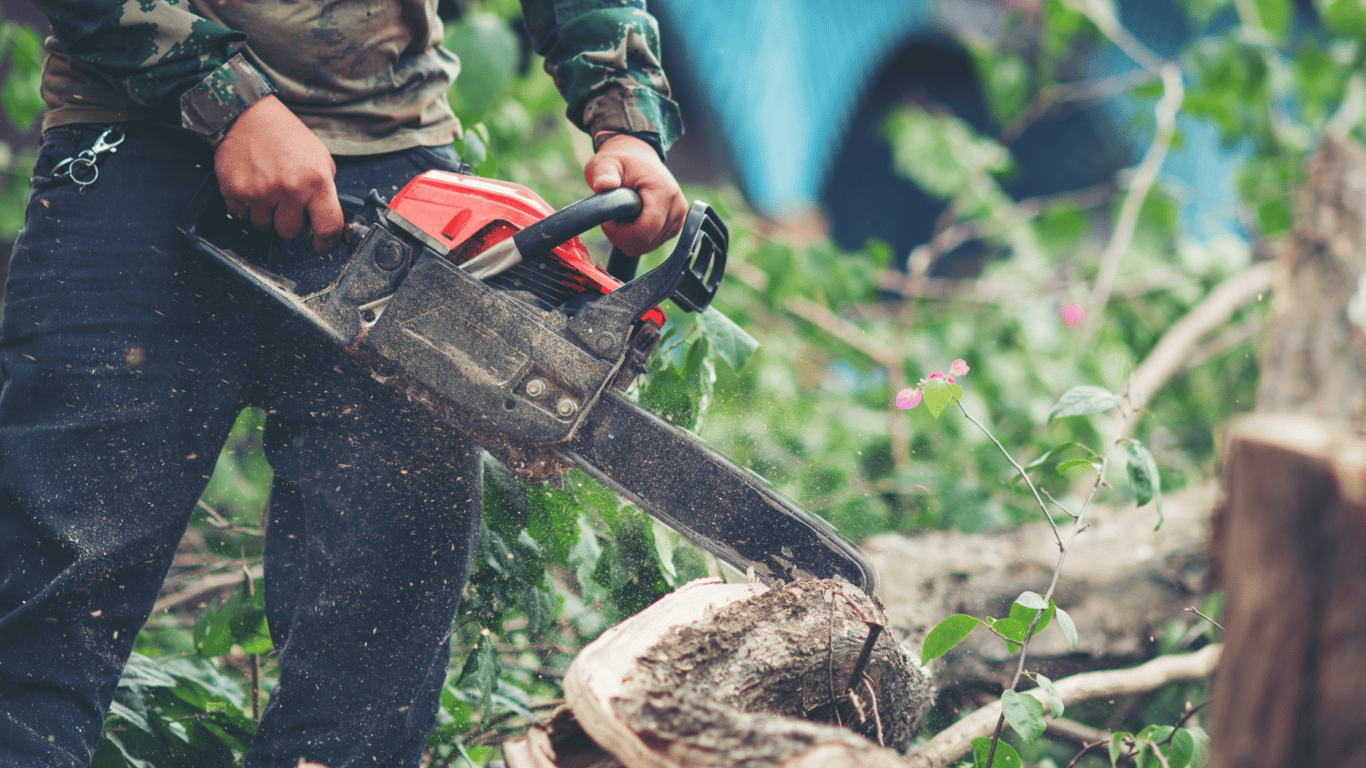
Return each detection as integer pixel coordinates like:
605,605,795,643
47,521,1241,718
513,187,641,260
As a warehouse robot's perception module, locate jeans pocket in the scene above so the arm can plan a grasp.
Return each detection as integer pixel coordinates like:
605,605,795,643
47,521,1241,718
28,127,83,189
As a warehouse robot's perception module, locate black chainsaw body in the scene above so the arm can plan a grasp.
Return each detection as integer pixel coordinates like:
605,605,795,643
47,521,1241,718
180,172,877,593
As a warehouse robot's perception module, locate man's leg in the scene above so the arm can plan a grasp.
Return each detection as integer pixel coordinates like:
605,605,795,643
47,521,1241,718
246,146,483,768
0,124,259,767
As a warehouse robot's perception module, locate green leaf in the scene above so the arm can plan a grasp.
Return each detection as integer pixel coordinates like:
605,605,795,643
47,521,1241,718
1001,690,1046,744
1009,593,1054,636
1034,673,1064,718
1055,606,1079,648
989,616,1028,654
920,614,981,665
972,736,1022,768
1168,728,1197,768
120,653,177,688
639,336,711,431
1057,458,1097,474
1110,732,1131,767
194,597,238,658
457,633,500,725
1014,590,1048,610
1126,440,1165,528
525,485,581,567
696,306,760,372
886,106,1012,199
459,124,490,174
671,545,710,585
1048,385,1121,421
921,377,964,418
1024,441,1084,472
1186,725,1212,765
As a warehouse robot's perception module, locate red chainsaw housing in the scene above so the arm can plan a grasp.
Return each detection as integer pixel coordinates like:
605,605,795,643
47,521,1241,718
388,170,665,327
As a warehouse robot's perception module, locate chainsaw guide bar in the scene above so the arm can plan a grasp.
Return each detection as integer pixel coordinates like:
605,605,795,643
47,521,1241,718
181,171,877,594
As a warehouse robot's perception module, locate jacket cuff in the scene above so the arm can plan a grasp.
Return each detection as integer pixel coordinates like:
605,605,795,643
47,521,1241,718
583,83,682,162
180,53,278,147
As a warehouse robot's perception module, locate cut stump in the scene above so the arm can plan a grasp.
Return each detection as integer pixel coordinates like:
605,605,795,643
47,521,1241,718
504,578,933,768
1208,414,1366,768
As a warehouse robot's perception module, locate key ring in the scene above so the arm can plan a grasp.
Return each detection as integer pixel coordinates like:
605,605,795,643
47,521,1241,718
53,125,126,192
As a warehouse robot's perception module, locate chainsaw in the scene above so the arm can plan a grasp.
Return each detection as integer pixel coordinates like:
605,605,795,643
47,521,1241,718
180,170,877,594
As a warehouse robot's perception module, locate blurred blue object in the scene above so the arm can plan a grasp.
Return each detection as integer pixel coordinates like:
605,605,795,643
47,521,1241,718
653,0,933,218
654,0,1266,266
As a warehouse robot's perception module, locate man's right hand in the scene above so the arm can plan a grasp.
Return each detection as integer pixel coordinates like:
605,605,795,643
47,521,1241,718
214,95,344,253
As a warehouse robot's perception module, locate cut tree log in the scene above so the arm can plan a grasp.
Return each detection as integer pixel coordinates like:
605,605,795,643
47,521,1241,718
505,577,934,768
1207,414,1366,768
863,482,1219,690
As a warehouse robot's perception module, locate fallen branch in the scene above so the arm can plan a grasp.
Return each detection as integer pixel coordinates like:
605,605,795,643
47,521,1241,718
1083,64,1184,345
154,565,264,614
1112,262,1275,439
904,644,1222,768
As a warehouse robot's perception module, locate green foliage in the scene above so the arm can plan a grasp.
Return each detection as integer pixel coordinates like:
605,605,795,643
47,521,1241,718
95,653,256,768
1,16,44,131
973,736,1023,768
0,16,43,241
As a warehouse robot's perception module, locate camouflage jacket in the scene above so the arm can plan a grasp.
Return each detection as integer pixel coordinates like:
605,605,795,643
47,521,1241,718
36,0,681,156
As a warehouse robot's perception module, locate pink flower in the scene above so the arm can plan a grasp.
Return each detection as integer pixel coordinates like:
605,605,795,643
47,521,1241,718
949,359,970,378
927,372,944,380
895,387,923,410
1060,302,1084,326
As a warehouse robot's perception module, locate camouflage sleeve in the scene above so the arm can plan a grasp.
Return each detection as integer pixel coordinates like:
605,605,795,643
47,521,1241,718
521,0,683,157
34,0,275,144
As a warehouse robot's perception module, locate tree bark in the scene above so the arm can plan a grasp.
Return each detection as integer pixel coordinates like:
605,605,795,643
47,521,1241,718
1207,415,1366,768
1256,136,1366,419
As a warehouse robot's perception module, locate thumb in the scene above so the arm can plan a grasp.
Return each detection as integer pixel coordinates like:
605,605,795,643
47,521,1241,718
587,156,624,192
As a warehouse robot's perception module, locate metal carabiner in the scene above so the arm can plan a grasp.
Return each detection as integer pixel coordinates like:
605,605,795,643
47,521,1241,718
53,125,126,192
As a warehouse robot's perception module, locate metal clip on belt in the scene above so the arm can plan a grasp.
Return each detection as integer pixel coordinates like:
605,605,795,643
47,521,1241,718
53,125,126,192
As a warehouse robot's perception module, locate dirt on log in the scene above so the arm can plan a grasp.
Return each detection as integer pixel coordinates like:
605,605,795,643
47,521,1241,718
863,482,1219,691
505,578,933,768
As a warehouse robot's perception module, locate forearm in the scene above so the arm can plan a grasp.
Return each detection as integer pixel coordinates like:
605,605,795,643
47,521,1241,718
520,0,683,156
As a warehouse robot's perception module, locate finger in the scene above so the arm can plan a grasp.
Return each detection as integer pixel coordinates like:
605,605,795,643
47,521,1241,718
249,201,275,233
223,195,249,221
308,184,345,253
273,201,307,241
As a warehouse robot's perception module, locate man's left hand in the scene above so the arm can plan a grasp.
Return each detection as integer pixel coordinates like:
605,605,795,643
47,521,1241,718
584,134,687,258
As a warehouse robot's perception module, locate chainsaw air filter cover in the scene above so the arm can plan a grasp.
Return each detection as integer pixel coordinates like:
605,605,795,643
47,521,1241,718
388,170,666,326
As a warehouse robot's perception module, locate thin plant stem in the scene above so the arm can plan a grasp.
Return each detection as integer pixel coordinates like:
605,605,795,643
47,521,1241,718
957,402,1062,548
964,385,1143,766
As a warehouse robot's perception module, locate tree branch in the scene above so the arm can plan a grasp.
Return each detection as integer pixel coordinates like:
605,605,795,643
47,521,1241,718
904,645,1222,768
1111,262,1274,440
1082,64,1184,346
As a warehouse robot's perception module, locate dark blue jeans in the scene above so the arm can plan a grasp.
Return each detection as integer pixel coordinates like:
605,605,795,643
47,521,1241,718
0,122,483,768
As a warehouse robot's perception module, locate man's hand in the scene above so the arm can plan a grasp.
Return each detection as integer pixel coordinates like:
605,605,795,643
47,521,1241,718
214,95,344,252
584,134,687,258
